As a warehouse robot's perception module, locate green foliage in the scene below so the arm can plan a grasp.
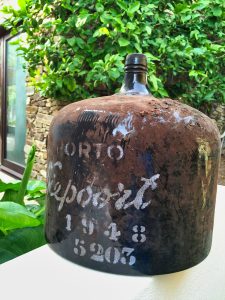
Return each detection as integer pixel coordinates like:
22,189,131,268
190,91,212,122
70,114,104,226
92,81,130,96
0,226,45,263
0,145,46,264
0,202,40,232
17,143,36,205
1,0,225,108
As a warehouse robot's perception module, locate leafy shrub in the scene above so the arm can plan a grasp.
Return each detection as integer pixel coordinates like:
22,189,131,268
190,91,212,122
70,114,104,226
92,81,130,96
0,145,46,264
2,0,225,108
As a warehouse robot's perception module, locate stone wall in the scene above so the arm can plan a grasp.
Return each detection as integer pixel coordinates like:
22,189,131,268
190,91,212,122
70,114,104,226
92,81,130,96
26,87,68,180
209,103,225,134
211,103,225,154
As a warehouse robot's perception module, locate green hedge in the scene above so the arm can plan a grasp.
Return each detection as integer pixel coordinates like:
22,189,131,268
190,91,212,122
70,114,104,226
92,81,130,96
2,0,225,108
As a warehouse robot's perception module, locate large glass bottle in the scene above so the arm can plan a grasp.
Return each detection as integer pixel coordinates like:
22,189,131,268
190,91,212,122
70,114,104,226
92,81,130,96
45,53,221,275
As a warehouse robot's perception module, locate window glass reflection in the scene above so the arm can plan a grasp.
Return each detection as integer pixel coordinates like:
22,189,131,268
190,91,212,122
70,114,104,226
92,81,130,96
6,35,26,165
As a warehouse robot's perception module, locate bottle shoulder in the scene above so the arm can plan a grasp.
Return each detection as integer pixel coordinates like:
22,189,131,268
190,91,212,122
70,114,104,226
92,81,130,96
50,94,220,142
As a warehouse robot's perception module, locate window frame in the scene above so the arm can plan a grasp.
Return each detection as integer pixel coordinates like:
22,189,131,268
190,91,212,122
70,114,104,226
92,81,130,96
0,30,25,179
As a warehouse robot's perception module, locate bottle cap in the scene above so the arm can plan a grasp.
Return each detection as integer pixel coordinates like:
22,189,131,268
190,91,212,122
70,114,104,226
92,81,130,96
125,53,148,72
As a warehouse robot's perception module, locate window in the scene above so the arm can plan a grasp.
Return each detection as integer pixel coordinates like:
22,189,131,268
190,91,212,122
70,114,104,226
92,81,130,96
0,32,27,177
6,35,26,165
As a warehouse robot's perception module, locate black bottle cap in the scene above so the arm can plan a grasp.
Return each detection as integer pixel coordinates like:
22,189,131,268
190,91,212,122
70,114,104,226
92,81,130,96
125,53,148,72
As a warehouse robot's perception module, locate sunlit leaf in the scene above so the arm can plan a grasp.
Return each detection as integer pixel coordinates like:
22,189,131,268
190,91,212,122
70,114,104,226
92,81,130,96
212,7,222,17
127,2,140,16
0,202,40,232
118,37,130,47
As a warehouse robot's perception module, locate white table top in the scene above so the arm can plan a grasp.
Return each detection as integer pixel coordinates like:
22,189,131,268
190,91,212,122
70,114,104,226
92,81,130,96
0,185,225,300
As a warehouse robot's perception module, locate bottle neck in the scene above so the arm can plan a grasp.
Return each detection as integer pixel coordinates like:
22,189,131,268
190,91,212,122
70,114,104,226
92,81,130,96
120,71,150,95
